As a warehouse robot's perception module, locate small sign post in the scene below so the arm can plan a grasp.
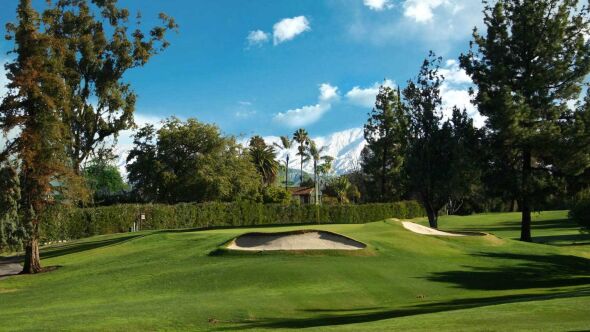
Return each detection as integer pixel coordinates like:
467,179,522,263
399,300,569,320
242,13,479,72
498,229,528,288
139,213,145,231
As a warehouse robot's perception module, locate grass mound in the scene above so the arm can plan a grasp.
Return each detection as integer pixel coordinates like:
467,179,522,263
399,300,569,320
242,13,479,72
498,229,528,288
0,211,589,331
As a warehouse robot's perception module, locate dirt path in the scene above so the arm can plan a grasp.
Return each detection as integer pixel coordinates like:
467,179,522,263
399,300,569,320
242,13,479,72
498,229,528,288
0,257,22,280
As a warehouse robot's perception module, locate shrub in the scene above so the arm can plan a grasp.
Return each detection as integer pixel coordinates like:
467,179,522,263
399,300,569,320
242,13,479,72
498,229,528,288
262,186,291,204
569,189,590,230
38,201,424,243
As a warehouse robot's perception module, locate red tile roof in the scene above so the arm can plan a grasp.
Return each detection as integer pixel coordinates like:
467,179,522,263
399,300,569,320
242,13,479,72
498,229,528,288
288,187,315,196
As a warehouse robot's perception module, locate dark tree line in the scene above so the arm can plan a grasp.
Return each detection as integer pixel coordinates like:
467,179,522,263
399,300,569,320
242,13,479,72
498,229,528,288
361,0,590,239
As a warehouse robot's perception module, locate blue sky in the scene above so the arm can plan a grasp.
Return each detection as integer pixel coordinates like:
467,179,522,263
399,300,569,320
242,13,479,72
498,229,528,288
0,0,484,138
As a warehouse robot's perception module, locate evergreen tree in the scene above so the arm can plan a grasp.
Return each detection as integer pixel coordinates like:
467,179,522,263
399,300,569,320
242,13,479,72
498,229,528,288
460,0,590,241
1,0,72,273
403,53,483,228
0,164,21,252
361,85,407,202
126,125,160,202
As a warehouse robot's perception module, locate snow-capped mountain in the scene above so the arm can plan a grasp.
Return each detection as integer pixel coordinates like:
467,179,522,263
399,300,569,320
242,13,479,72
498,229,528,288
116,124,367,178
255,127,366,175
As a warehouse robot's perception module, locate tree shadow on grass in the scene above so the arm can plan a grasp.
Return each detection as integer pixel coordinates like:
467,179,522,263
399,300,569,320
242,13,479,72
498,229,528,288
213,252,590,330
426,253,590,290
40,234,146,259
213,288,590,330
455,218,580,233
533,233,590,246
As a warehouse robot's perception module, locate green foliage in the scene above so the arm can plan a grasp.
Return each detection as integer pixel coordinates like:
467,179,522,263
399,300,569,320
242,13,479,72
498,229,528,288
460,0,590,240
41,0,177,172
0,165,23,252
569,189,590,230
83,156,128,203
324,176,360,204
39,201,424,242
1,0,84,272
126,118,263,203
249,136,279,186
403,53,483,228
261,186,291,204
362,85,407,202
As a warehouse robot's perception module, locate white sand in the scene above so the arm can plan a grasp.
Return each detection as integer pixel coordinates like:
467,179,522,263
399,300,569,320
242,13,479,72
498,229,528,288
227,231,366,251
402,221,468,237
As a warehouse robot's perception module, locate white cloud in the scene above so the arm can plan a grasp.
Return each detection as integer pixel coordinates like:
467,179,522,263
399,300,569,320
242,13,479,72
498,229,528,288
235,100,257,118
110,113,166,177
364,0,394,11
319,83,340,102
247,30,270,47
404,0,450,23
273,16,311,45
439,59,471,85
0,59,8,100
274,83,339,127
235,110,257,118
437,59,486,128
273,104,330,128
348,0,483,48
345,79,395,108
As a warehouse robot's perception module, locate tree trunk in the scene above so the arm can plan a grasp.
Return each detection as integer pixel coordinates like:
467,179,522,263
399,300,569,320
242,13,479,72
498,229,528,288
381,145,388,201
22,222,42,274
421,195,438,229
520,149,532,242
300,156,303,185
509,199,516,212
314,160,319,205
425,205,438,229
285,156,289,191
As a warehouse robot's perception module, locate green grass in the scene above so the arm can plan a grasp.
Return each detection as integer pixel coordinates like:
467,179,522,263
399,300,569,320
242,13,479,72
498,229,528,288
1,211,589,331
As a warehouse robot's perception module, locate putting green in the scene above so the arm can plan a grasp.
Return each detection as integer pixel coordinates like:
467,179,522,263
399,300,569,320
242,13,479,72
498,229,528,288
0,211,588,331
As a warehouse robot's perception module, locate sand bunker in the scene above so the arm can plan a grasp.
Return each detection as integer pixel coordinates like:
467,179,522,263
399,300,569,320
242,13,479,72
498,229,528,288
402,221,484,237
227,230,366,251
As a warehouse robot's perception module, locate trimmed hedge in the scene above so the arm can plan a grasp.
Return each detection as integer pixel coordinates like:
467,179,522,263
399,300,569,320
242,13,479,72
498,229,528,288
40,201,424,242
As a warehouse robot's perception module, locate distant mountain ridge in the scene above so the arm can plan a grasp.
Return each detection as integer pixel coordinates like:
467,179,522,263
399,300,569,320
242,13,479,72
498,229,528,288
256,127,366,175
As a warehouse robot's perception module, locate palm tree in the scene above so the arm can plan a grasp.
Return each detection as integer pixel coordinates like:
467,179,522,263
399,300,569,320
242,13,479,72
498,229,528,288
249,137,279,186
293,128,309,185
273,136,293,191
332,176,351,204
307,140,331,205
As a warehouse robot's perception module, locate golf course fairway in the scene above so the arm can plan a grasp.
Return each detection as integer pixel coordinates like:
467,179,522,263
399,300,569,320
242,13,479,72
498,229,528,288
1,211,589,331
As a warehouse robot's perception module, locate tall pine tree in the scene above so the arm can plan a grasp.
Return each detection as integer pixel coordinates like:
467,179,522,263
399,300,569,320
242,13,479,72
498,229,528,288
361,85,407,202
1,0,72,273
460,0,590,241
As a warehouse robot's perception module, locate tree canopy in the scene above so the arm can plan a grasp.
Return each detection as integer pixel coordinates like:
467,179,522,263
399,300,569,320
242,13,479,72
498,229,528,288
460,0,590,241
126,118,263,203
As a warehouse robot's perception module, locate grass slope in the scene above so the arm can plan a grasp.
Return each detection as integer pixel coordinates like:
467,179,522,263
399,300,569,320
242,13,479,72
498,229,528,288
1,211,589,331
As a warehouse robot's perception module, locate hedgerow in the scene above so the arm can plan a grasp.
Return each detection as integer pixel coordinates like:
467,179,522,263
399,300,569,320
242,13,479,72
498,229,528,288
39,201,424,242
